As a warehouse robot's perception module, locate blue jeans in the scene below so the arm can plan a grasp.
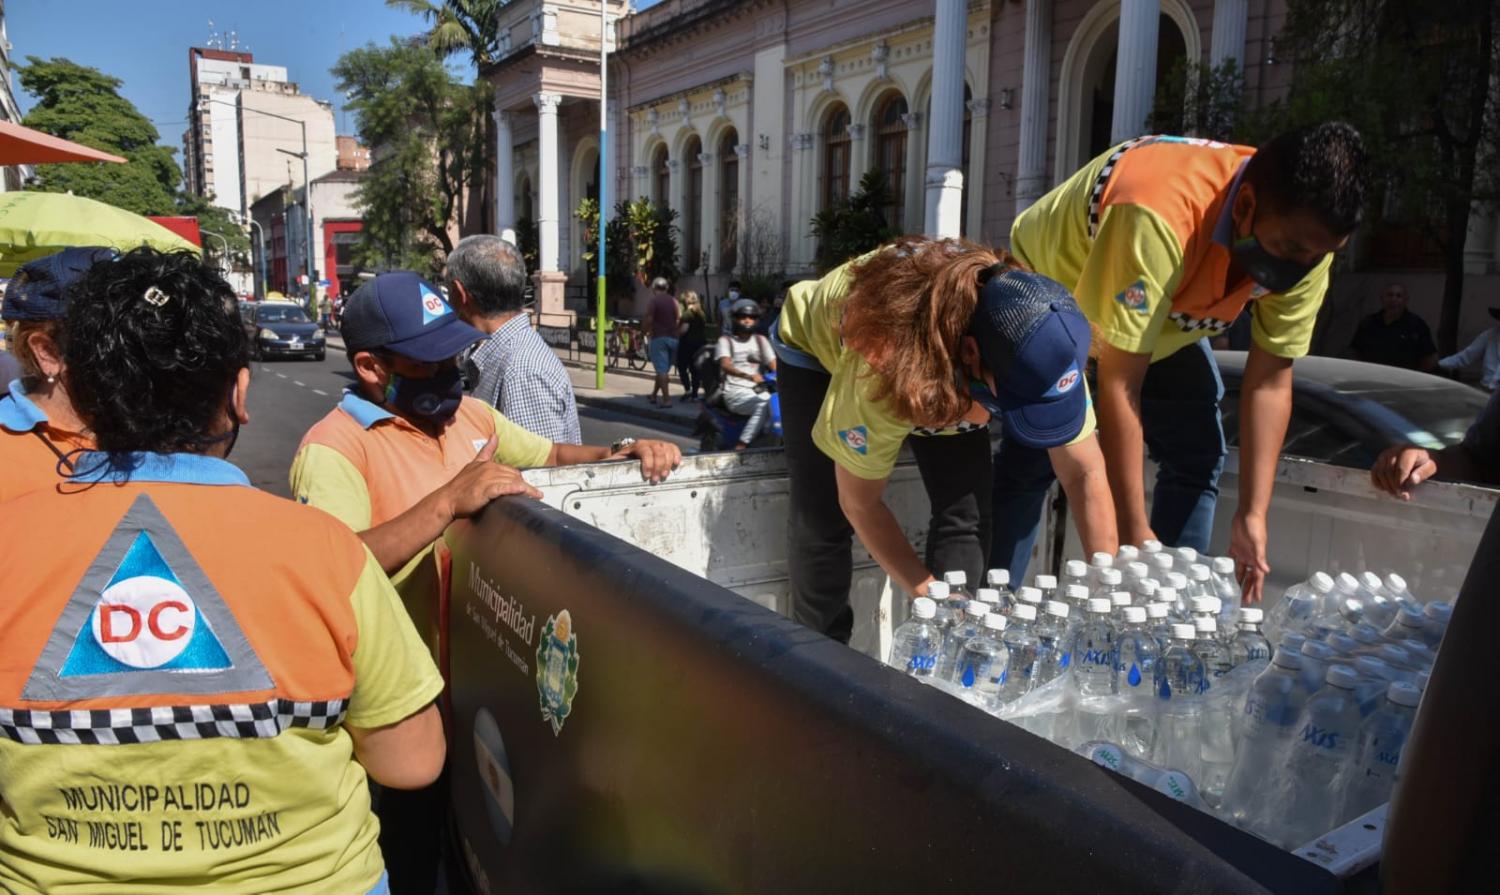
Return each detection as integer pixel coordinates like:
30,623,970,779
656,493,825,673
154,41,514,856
991,339,1226,582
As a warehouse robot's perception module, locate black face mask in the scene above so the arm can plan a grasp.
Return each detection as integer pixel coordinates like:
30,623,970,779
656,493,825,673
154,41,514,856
1231,219,1317,294
386,367,464,424
732,319,758,336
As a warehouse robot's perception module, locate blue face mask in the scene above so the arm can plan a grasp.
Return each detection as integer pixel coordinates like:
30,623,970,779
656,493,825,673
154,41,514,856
385,367,464,423
967,374,1007,417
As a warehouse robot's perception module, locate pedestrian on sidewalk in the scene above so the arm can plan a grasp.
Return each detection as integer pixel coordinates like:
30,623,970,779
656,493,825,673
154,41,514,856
0,247,444,893
718,280,744,335
676,289,708,401
1438,306,1500,391
647,276,679,406
716,298,777,449
446,234,582,444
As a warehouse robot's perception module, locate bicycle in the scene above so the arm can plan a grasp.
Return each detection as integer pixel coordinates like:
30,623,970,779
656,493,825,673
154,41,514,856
606,318,649,371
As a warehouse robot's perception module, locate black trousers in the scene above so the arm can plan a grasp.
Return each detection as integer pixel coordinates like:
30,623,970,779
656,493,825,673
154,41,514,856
780,361,993,644
677,334,705,395
375,765,446,892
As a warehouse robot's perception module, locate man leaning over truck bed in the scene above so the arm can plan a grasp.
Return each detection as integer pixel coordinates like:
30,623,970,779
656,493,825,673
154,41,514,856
289,270,681,892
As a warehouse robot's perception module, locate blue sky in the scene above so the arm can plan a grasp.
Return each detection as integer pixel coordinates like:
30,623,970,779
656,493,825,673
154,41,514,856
7,0,439,145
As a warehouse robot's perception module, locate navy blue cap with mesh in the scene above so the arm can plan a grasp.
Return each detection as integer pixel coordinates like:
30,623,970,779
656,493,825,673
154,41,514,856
968,268,1091,448
3,247,117,322
340,271,484,363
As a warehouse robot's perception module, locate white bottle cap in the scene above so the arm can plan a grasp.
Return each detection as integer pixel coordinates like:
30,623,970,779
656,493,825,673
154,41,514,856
976,587,1002,605
1386,681,1421,707
1394,607,1425,629
1110,591,1131,608
1349,623,1381,644
1384,572,1408,594
1326,664,1359,689
1309,571,1335,593
983,613,1008,631
965,601,990,619
1189,564,1213,582
1177,546,1199,562
911,597,937,619
1152,553,1175,571
1098,568,1123,586
1045,600,1070,619
1166,572,1188,590
1065,584,1091,601
986,568,1010,587
1282,632,1307,652
1065,559,1088,578
1156,586,1178,603
1090,552,1114,568
1354,656,1389,678
1142,538,1163,553
1424,601,1452,623
1336,571,1360,592
1146,602,1169,620
1326,633,1358,654
927,580,951,600
1126,561,1150,581
1017,586,1043,604
1012,603,1038,622
1400,639,1433,662
1360,571,1385,592
1087,597,1112,614
1122,606,1147,624
1238,607,1264,623
1171,623,1196,640
943,570,968,587
1189,596,1217,614
1272,649,1304,670
1211,556,1235,576
1377,645,1412,667
1301,641,1333,660
1194,617,1217,634
1117,545,1140,562
1035,574,1058,590
1416,668,1430,691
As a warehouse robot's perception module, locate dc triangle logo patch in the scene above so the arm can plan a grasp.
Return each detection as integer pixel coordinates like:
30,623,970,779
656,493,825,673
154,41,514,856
419,282,453,325
23,494,274,701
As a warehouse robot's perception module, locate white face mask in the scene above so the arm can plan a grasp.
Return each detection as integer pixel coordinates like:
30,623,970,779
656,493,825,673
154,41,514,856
727,290,740,300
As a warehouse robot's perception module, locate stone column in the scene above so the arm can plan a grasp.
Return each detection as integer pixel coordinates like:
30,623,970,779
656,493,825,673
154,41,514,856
493,107,516,243
1110,0,1161,144
734,142,751,272
666,158,684,268
847,123,869,184
923,0,967,238
1209,0,1249,69
699,150,718,273
532,91,568,324
1015,0,1052,216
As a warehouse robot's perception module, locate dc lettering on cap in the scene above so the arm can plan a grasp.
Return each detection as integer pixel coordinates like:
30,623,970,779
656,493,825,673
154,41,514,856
1045,363,1082,398
420,282,453,325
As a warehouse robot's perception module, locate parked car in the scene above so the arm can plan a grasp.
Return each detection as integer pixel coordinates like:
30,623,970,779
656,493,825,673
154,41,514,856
1215,351,1489,469
243,300,325,361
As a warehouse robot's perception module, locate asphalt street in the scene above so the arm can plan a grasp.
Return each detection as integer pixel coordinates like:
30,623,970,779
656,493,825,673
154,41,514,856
235,353,698,499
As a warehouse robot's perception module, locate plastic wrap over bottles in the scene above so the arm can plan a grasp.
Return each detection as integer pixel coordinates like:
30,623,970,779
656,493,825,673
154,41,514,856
1077,741,1207,810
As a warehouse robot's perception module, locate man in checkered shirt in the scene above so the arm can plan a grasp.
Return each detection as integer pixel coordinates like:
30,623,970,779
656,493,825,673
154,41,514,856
446,234,583,444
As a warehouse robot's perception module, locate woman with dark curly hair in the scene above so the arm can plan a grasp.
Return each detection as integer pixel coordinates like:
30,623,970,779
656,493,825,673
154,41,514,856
0,247,442,894
772,237,1118,645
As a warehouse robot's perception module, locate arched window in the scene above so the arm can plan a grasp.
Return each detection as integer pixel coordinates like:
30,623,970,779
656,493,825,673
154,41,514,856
683,134,703,270
873,93,909,231
651,145,671,208
718,129,739,270
822,105,851,212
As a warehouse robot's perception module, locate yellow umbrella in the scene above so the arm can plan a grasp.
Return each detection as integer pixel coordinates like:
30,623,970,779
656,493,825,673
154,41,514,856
0,191,200,276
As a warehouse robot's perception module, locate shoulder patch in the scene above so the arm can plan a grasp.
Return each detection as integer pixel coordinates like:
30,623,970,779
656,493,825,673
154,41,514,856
1115,280,1150,315
23,493,273,701
838,425,869,455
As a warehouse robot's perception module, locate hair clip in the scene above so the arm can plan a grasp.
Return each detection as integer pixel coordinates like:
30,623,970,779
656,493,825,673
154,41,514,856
143,286,170,307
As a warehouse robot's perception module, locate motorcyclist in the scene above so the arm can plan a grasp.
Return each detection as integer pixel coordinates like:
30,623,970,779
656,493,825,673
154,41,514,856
715,298,778,450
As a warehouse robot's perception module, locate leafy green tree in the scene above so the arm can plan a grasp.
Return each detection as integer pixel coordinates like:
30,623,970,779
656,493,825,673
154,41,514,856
334,39,494,276
576,197,681,300
387,0,505,66
811,170,900,273
178,195,251,265
16,57,181,215
1148,58,1247,142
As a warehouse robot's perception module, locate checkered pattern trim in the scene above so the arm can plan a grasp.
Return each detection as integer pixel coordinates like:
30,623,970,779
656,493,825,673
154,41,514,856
912,420,989,438
1167,311,1232,335
1087,137,1152,240
0,698,348,745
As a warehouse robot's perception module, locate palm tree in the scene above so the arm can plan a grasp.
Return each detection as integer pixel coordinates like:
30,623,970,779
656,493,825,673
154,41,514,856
387,0,506,68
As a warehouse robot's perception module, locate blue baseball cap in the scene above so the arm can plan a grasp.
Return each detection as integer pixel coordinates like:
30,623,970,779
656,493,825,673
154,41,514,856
968,268,1092,448
3,247,117,322
340,271,484,363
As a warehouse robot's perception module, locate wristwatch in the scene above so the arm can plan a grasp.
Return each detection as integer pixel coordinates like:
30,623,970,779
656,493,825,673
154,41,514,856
609,436,638,455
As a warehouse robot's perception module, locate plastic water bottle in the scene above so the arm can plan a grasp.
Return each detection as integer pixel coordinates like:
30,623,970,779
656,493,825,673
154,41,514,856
1034,574,1059,606
1165,572,1190,610
1340,681,1421,823
1133,577,1159,605
1175,546,1200,567
1116,544,1141,564
1063,583,1092,616
1372,644,1419,682
1346,623,1384,655
1015,585,1043,609
1151,624,1208,781
1397,639,1437,672
1330,573,1369,627
926,580,958,641
1123,561,1151,590
1187,563,1216,601
1079,741,1206,809
1219,650,1310,831
939,601,990,681
1274,664,1364,848
1358,571,1399,630
1156,623,1206,701
1297,640,1334,694
1210,556,1242,629
1192,618,1233,683
943,570,973,609
1150,552,1175,579
1141,538,1163,555
1154,586,1181,623
985,569,1015,613
1419,601,1452,650
999,603,1040,702
1350,656,1396,717
1115,605,1162,756
954,613,1009,707
1231,607,1272,666
1281,631,1307,655
1264,572,1334,646
1324,632,1360,663
1062,559,1091,595
1070,598,1119,697
1109,590,1132,624
887,597,941,677
975,587,1003,613
1381,573,1419,611
1032,600,1072,685
1146,600,1173,649
1382,605,1428,645
1088,551,1116,587
1415,668,1430,694
1094,567,1124,601
1189,595,1221,627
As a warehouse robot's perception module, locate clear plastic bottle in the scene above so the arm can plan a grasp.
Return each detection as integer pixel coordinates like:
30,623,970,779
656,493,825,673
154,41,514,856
1034,573,1059,606
1324,632,1361,663
1116,544,1142,565
1155,586,1181,623
1273,664,1364,848
1330,573,1369,627
1347,623,1385,655
886,597,941,676
1415,668,1430,694
943,570,973,603
985,569,1015,613
975,587,1003,614
1089,552,1116,587
1151,624,1208,781
1141,538,1164,555
1189,595,1221,627
1372,644,1419,682
1063,583,1092,616
1033,600,1072,685
1382,605,1428,645
1192,617,1234,683
1339,681,1421,823
1123,561,1152,590
1264,572,1334,646
1156,623,1206,701
1062,559,1091,595
1381,573,1419,611
1079,741,1206,809
926,580,960,643
1114,605,1162,757
1150,552,1175,579
1109,590,1132,624
954,612,1010,707
1397,639,1437,673
999,603,1040,702
1146,600,1174,649
1094,567,1124,602
939,601,990,681
1015,585,1044,610
1231,607,1273,666
1358,571,1399,630
1133,577,1160,606
1210,556,1243,631
1419,601,1452,651
1187,563,1216,602
1281,631,1308,655
1070,598,1119,697
1350,656,1395,717
1218,650,1310,832
1175,546,1200,567
1165,573,1191,617
1297,640,1334,695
